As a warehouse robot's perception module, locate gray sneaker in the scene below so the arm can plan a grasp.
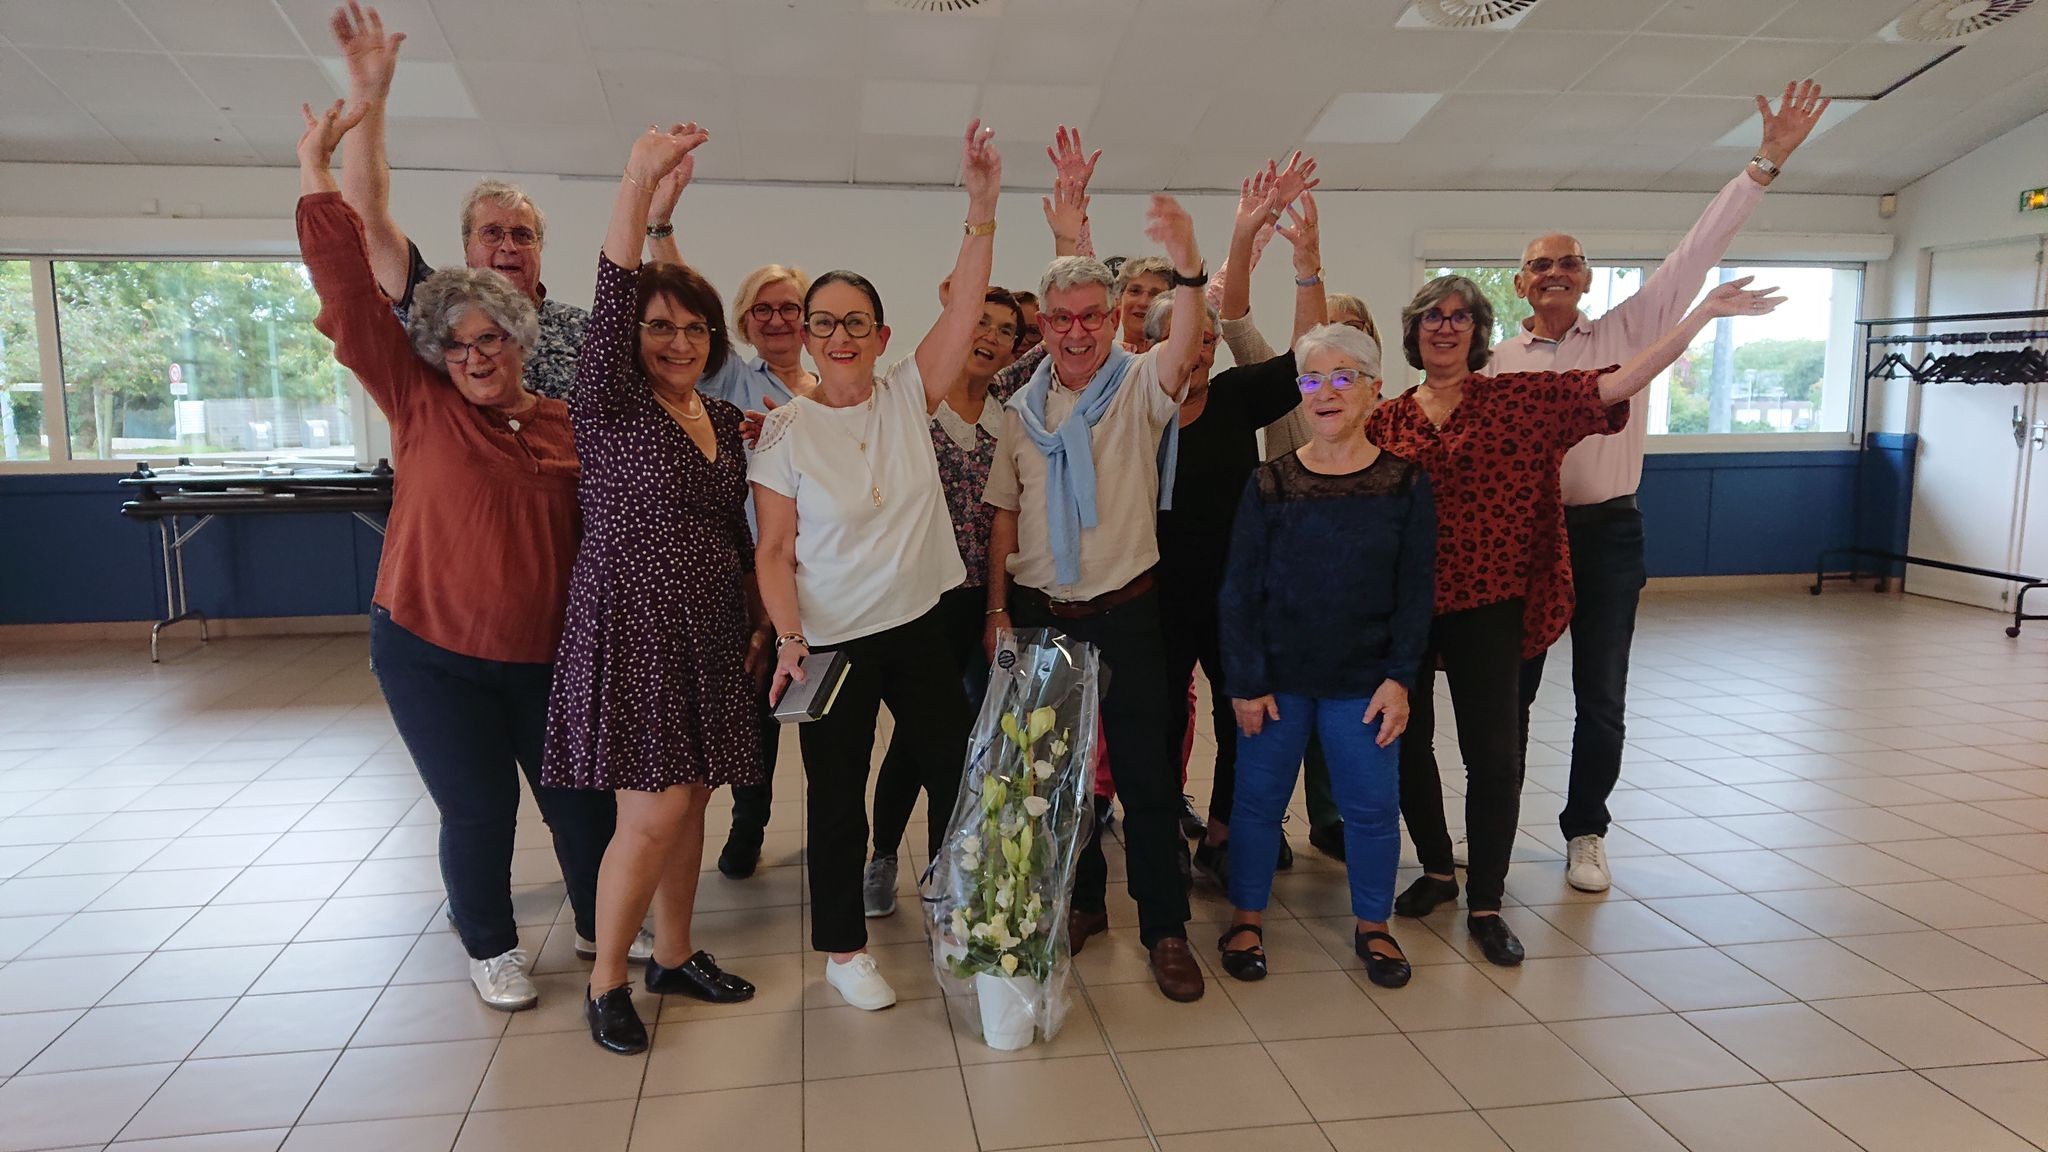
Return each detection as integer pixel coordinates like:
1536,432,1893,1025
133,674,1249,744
863,854,899,918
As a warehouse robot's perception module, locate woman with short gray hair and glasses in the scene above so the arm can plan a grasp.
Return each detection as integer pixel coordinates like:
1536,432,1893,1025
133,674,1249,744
1370,271,1783,968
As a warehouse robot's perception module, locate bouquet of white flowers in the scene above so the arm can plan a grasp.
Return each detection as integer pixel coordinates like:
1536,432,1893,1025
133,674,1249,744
926,628,1100,1050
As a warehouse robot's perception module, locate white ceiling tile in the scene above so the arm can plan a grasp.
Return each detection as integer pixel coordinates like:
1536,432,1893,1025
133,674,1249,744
577,1,726,58
109,113,261,165
1296,142,1411,188
1306,92,1444,144
1896,27,2046,102
854,132,964,184
1572,32,1735,93
1560,142,1696,188
318,57,479,119
1517,0,1668,33
974,83,1101,159
1714,99,1864,146
272,0,456,62
382,116,505,170
1168,141,1292,191
181,55,336,118
1193,85,1330,145
1265,28,1488,90
1265,0,1413,33
490,121,633,177
1083,83,1213,149
0,110,132,161
429,0,586,62
1532,91,1651,138
227,113,312,165
1810,42,1958,97
1645,0,1785,36
596,64,730,131
1646,144,1758,191
860,9,997,83
1402,93,1541,171
1682,38,1851,98
31,47,217,118
1455,29,1627,93
860,78,978,136
1477,140,1602,190
738,129,856,184
128,0,309,55
1614,94,1755,149
723,5,862,74
459,60,609,124
1083,145,1179,192
986,22,1124,85
728,73,853,135
1761,0,1908,41
0,0,154,49
0,43,77,113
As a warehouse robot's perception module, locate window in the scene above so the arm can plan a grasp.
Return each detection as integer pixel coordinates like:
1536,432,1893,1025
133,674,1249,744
0,261,47,461
52,259,352,461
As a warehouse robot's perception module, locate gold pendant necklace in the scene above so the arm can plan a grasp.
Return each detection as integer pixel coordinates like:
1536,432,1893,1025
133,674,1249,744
828,384,884,508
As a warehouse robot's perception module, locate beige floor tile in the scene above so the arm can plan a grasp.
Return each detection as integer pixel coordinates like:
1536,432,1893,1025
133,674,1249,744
961,1054,1145,1149
803,997,958,1080
1960,873,2048,920
1408,1024,1617,1109
1597,854,1733,898
1947,923,2048,979
1302,915,1462,969
1157,1126,1334,1151
1549,1013,1763,1095
1634,1084,1860,1152
1839,929,2039,990
1720,938,1916,1000
1639,894,1815,945
1925,1062,2048,1148
659,951,806,1023
949,993,1110,1065
246,935,414,995
0,1009,82,1076
193,987,380,1058
1480,1098,1684,1152
1357,961,1536,1031
1777,844,1939,885
642,1009,801,1095
1426,909,1591,964
451,1101,634,1152
1121,1043,1313,1135
803,1067,979,1152
1321,1111,1508,1152
352,981,512,1047
23,998,232,1074
21,906,197,959
503,970,656,1036
1678,849,1837,892
1856,879,2038,929
1705,812,1850,849
1812,992,2043,1068
160,900,323,951
1682,1002,1901,1081
300,1038,496,1124
1751,886,1927,936
1939,984,2048,1052
1526,901,1704,954
1785,1069,2036,1152
112,1129,289,1151
631,1084,802,1151
0,951,148,1012
1479,955,1665,1022
1267,1034,1466,1121
277,1115,463,1152
472,1030,647,1110
122,1050,339,1140
1601,946,1795,1012
1221,970,1395,1041
1874,837,2038,879
0,1062,175,1152
1088,979,1255,1052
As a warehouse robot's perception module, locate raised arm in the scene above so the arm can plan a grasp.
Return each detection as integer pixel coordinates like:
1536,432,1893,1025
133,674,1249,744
1275,191,1328,346
1218,163,1277,328
913,119,1001,407
1597,276,1784,406
1145,195,1205,398
330,2,411,301
1042,126,1098,258
296,100,417,419
644,162,688,267
607,123,708,272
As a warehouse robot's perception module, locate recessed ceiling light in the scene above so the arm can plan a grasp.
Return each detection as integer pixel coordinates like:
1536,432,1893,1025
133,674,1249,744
318,58,478,119
1716,99,1864,147
1306,93,1445,144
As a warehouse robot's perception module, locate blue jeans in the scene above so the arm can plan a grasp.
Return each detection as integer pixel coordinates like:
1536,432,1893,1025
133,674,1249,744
1227,693,1401,923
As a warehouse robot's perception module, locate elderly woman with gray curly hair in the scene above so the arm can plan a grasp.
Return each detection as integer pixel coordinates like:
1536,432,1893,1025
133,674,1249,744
293,98,616,1015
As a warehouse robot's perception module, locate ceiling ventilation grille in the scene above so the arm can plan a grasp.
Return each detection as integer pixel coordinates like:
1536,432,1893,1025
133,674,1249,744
881,0,996,12
1882,0,2036,41
1398,0,1544,30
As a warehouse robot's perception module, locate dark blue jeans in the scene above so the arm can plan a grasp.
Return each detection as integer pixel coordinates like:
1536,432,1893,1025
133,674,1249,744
369,608,615,960
1519,502,1646,841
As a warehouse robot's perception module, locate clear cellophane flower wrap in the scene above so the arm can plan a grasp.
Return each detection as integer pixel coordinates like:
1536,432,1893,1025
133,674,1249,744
926,627,1100,1049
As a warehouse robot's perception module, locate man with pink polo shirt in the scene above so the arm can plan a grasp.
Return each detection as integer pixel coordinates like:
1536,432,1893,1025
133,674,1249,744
1492,81,1831,893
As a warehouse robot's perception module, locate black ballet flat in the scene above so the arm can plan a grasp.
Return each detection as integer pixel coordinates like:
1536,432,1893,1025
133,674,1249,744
647,950,756,1003
1217,922,1267,982
1393,875,1460,919
586,984,647,1055
1355,929,1412,989
1466,914,1525,967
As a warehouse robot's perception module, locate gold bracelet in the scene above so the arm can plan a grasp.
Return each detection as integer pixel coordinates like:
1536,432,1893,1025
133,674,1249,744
623,170,647,191
964,220,997,237
774,632,807,650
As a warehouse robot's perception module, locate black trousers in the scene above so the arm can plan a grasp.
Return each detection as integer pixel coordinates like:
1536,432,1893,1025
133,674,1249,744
1519,502,1646,841
800,604,971,953
1162,592,1237,827
727,696,781,840
1397,599,1526,914
1012,586,1190,948
871,584,991,857
368,608,615,959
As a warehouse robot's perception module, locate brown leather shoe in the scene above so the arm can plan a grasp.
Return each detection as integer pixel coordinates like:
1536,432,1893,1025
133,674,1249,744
1067,908,1109,955
1148,937,1205,1002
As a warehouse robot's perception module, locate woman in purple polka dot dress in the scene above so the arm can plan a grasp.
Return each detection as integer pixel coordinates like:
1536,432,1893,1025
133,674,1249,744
540,122,764,1055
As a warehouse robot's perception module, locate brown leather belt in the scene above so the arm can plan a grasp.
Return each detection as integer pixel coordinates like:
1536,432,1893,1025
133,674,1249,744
1015,571,1155,620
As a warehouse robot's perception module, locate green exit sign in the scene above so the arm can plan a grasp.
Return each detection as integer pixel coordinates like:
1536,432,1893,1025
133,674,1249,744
2023,187,2048,212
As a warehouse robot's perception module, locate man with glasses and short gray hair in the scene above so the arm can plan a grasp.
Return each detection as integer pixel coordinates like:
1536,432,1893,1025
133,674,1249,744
1489,81,1830,895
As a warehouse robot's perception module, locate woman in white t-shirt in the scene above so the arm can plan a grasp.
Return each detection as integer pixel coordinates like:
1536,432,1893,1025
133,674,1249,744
749,120,1000,1011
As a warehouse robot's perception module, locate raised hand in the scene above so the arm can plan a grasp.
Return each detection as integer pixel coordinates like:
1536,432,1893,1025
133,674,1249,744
297,98,367,172
1274,190,1321,277
1144,194,1200,276
1046,124,1100,194
1697,275,1786,321
329,2,404,102
1757,80,1829,167
1041,176,1090,247
1270,150,1321,209
648,157,691,226
1233,162,1280,241
961,118,1001,212
626,122,710,189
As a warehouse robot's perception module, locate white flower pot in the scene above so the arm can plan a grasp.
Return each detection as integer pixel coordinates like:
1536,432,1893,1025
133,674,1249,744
974,972,1039,1051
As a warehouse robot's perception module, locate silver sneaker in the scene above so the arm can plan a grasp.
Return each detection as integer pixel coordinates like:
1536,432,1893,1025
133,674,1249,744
576,927,656,963
1451,834,1469,869
469,947,538,1011
863,854,899,918
1566,834,1612,892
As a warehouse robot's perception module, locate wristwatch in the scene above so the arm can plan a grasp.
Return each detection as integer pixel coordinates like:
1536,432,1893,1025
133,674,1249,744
1170,265,1207,289
1749,154,1781,178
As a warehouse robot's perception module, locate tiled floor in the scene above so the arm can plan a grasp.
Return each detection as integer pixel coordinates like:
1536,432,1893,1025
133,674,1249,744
2,587,2046,1151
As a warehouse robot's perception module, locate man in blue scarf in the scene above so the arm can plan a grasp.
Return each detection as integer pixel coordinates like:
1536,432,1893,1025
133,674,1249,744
983,195,1212,1003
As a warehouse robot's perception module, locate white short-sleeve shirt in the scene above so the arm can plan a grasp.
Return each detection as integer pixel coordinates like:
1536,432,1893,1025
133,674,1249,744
749,356,965,647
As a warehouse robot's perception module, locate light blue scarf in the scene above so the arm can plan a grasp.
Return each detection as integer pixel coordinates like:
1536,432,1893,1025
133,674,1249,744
1009,347,1181,587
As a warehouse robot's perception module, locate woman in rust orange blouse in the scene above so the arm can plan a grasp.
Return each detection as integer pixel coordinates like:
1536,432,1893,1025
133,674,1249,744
295,100,615,1014
1367,272,1781,968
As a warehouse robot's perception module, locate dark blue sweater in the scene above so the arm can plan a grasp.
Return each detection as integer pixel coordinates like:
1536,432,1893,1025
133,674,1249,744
1218,451,1435,700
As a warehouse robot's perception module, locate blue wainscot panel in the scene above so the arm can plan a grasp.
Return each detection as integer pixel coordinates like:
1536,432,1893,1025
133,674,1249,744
1639,449,1869,578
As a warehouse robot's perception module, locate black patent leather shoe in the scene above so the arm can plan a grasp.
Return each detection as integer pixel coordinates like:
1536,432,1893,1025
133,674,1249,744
646,950,755,1003
1355,929,1412,988
1217,922,1266,982
1393,875,1460,918
1466,914,1525,967
717,827,762,879
586,984,647,1054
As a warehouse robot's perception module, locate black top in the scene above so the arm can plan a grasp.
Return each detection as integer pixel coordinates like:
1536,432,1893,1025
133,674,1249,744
1156,351,1301,615
1219,451,1435,700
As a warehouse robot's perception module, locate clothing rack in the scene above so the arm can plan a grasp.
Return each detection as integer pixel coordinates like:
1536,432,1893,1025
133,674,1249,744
1813,308,2048,637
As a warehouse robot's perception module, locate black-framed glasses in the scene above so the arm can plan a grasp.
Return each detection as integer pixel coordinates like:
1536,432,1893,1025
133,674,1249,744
474,225,539,248
1420,309,1474,332
1041,309,1109,334
640,319,713,343
1522,255,1587,275
1296,370,1368,394
443,330,512,362
748,301,804,325
805,311,876,339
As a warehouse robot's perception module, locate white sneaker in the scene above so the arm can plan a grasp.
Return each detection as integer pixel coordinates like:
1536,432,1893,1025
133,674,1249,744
1566,834,1611,893
576,928,656,963
1451,834,1469,869
825,952,897,1011
470,947,538,1011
